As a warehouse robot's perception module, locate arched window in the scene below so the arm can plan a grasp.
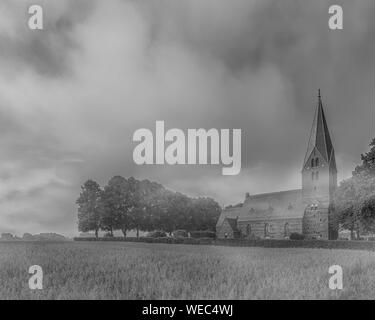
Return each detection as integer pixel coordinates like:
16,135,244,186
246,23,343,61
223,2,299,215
284,223,290,237
311,158,315,167
315,158,319,167
246,224,251,236
264,223,269,237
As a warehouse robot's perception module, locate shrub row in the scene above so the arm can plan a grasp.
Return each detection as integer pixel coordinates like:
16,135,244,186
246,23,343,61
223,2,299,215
189,231,216,239
214,238,375,251
74,236,214,245
74,236,375,251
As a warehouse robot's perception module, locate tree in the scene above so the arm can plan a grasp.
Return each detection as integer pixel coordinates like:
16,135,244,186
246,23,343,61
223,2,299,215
334,176,361,239
159,191,190,234
129,178,165,237
76,175,222,237
76,179,103,238
354,138,375,176
334,138,375,238
361,196,375,234
101,176,132,236
188,197,221,231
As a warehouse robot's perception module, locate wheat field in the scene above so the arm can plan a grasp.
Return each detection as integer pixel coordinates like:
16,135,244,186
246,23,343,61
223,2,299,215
0,241,375,299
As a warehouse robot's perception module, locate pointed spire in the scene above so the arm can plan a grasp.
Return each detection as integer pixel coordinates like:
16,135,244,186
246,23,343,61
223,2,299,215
303,91,336,170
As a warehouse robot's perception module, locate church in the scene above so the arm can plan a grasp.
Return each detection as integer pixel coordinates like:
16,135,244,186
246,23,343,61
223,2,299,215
216,91,338,240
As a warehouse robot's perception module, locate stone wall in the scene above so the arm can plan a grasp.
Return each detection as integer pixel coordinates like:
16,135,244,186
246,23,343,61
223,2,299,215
237,218,302,239
302,207,329,239
216,219,236,239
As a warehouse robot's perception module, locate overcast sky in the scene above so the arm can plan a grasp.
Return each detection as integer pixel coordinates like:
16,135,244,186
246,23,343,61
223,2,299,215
1,0,375,236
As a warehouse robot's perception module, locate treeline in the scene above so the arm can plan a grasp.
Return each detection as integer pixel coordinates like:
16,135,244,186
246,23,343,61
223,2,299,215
334,137,375,238
76,176,221,238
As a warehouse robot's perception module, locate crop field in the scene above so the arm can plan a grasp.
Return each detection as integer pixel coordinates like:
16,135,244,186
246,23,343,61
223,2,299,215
0,241,375,299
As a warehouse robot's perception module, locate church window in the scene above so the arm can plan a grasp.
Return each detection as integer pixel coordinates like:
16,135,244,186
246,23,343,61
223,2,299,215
315,158,319,166
264,223,269,237
284,223,290,237
311,158,315,167
246,224,251,236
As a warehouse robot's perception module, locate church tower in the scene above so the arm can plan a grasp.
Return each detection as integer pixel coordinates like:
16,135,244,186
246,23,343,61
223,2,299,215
301,90,338,240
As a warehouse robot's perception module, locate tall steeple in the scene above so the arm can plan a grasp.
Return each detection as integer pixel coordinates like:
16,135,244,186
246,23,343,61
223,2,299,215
301,90,338,240
303,90,336,172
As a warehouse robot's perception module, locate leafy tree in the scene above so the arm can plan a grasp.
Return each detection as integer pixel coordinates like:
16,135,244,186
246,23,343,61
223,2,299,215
160,191,190,234
76,180,103,238
76,176,222,237
334,175,362,238
101,176,132,236
188,197,221,231
354,138,375,176
129,178,165,236
334,137,375,238
361,196,375,234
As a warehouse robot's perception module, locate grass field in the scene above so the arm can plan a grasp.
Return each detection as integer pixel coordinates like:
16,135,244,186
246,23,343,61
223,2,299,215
1,241,375,299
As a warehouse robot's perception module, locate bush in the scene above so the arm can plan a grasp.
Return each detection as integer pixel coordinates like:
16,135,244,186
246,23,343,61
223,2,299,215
198,237,214,244
146,231,167,238
73,236,375,251
142,237,155,243
190,231,216,239
183,238,199,245
353,237,365,241
103,233,114,238
243,233,260,240
172,230,188,238
155,237,173,244
289,233,305,240
172,237,185,244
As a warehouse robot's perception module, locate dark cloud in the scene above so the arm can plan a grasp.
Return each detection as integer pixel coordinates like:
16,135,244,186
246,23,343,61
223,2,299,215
1,0,375,236
0,0,96,76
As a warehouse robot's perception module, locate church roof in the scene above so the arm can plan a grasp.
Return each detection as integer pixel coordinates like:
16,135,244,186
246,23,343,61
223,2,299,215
217,189,304,227
303,90,336,171
216,90,337,229
224,218,239,231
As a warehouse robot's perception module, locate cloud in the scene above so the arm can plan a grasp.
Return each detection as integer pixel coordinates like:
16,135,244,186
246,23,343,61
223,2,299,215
0,0,95,76
0,0,375,235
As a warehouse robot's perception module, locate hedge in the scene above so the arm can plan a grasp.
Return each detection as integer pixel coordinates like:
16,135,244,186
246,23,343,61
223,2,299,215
189,231,216,239
289,233,305,240
74,236,212,245
214,238,375,251
172,230,188,238
74,236,375,251
146,231,167,238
